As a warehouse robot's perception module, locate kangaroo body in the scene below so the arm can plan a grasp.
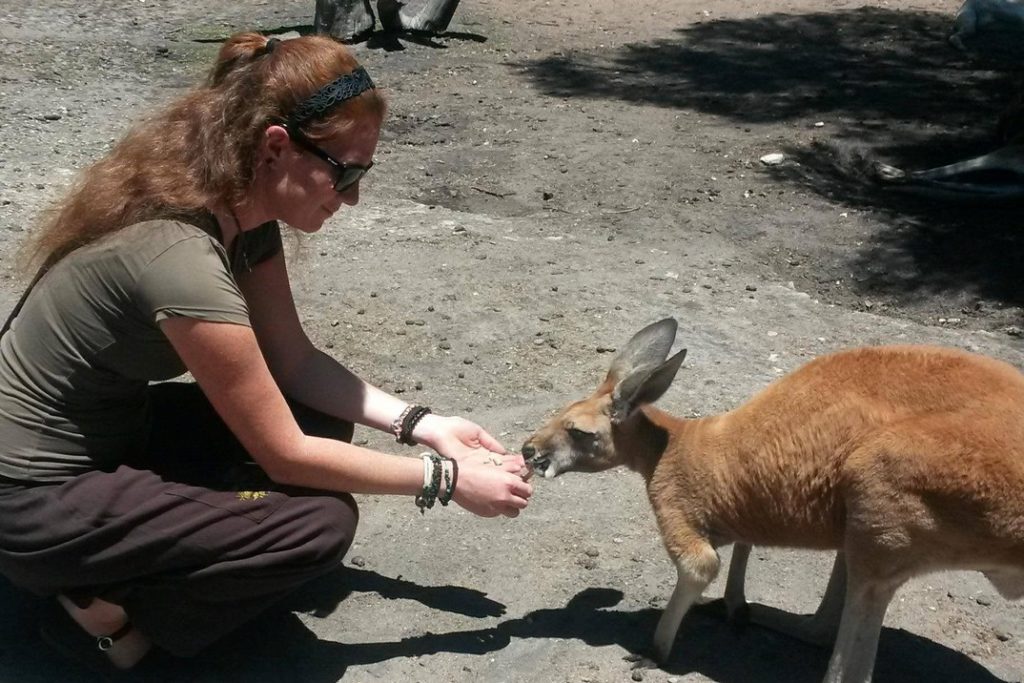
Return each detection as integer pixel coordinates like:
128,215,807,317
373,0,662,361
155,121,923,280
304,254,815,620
522,319,1024,683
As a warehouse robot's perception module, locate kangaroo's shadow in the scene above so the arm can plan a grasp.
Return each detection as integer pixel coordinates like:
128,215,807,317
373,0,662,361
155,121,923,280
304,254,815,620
190,585,1012,683
0,572,1006,683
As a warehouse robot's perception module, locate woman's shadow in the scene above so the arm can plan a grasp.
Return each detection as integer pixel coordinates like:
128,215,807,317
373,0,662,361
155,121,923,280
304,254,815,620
0,571,1011,682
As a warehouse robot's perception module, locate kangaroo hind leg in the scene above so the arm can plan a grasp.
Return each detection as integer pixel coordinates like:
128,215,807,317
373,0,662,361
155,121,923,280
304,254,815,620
748,551,847,648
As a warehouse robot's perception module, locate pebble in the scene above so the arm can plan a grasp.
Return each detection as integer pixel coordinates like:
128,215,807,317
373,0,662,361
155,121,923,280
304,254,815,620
759,152,785,165
350,556,366,567
976,595,993,606
631,670,644,681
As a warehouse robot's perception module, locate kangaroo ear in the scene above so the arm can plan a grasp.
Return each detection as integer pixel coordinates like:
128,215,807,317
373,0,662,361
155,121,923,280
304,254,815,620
611,348,687,424
605,318,678,386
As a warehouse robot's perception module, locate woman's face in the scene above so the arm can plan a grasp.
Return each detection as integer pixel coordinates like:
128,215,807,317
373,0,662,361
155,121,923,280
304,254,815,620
260,118,381,233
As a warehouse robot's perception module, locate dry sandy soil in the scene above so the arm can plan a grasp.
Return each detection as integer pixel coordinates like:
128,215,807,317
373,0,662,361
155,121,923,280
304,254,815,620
1,0,1023,681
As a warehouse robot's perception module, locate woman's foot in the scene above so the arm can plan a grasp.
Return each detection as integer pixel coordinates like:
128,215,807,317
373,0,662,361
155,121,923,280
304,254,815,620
56,595,152,670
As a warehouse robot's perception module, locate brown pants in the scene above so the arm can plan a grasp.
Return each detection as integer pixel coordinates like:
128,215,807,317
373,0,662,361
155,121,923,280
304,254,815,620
0,382,358,656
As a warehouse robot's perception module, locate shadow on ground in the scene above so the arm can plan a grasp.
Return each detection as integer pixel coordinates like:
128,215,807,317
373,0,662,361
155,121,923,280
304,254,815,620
0,574,1001,682
517,7,1024,319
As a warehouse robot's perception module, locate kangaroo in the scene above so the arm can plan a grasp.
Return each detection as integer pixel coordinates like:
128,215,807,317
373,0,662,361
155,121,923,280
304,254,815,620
869,78,1024,203
521,318,1024,683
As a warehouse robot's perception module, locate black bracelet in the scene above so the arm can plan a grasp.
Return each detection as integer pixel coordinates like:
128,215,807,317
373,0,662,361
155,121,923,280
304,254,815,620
399,406,431,446
438,457,458,506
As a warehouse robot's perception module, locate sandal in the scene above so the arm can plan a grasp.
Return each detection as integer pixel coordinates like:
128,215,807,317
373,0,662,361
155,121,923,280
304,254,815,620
38,599,134,679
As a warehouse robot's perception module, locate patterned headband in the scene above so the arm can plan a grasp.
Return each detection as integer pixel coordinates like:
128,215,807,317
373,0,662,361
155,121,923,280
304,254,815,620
286,66,376,128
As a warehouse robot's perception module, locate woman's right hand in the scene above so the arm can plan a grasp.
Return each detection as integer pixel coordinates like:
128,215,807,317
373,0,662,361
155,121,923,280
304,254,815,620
453,455,533,518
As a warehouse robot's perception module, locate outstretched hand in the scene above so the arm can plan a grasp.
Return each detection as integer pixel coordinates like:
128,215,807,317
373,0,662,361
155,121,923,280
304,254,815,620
453,454,533,518
415,414,533,517
420,415,530,477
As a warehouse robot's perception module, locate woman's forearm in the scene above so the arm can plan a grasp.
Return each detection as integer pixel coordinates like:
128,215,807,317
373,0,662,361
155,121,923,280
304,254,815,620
277,347,411,435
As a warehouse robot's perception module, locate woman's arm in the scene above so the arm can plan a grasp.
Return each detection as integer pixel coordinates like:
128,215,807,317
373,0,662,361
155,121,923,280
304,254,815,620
236,249,403,433
236,250,515,462
158,315,531,516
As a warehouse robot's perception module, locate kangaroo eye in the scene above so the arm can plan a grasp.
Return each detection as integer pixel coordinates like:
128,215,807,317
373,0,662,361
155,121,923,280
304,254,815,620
567,426,593,441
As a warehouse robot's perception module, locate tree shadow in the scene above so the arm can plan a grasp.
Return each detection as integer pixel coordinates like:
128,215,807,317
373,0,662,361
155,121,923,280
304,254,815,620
517,7,1024,316
518,7,1016,141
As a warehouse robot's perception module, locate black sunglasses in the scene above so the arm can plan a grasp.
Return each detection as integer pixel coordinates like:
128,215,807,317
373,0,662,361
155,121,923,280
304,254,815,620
279,122,373,193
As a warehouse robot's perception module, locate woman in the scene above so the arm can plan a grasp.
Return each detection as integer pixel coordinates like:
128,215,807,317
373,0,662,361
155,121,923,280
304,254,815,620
0,32,532,673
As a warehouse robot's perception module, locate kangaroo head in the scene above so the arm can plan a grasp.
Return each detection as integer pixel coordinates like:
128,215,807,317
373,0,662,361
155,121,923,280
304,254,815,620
521,318,687,478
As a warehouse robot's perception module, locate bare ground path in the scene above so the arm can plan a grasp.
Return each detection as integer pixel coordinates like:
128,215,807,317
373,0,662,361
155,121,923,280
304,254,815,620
0,0,1022,681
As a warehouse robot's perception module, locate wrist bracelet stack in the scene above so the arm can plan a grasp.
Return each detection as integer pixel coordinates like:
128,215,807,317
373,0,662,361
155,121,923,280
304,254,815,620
391,404,432,446
415,452,458,513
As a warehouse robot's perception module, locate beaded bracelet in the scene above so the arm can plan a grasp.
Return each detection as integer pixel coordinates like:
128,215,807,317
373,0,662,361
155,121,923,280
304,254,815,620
415,452,444,513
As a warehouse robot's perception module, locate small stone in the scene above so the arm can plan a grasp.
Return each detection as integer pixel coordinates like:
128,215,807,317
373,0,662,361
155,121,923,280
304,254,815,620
585,547,600,557
631,670,644,682
406,319,426,326
1005,326,1022,338
976,595,993,606
350,556,366,567
745,284,757,291
759,152,785,165
463,358,474,365
995,628,1012,642
439,342,451,350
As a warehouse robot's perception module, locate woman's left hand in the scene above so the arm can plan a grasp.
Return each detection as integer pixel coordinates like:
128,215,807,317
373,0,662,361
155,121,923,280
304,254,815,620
414,414,529,476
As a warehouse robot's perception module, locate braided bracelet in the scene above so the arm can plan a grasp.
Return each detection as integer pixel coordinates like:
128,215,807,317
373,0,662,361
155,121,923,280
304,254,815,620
415,452,443,513
391,405,416,442
398,405,432,446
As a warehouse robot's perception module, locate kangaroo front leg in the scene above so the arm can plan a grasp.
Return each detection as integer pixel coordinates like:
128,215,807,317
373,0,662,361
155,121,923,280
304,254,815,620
822,568,898,683
748,551,847,647
653,546,719,663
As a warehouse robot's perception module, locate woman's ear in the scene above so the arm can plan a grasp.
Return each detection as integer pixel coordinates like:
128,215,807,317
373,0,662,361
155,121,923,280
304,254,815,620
261,125,291,166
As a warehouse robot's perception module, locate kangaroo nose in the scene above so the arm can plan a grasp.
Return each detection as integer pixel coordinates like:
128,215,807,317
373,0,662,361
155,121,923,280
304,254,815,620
521,444,536,460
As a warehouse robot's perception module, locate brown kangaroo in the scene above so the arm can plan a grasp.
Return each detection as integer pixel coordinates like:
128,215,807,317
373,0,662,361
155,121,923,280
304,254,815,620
521,318,1024,683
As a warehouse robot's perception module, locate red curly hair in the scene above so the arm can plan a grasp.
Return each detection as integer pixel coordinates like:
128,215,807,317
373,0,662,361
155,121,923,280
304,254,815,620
28,32,387,267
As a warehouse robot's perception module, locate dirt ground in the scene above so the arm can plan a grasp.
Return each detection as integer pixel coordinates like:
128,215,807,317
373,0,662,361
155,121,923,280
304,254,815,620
1,0,1024,681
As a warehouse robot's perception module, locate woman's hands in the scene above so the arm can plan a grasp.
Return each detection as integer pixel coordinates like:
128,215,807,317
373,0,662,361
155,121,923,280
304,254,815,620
414,414,505,460
452,454,533,518
413,413,533,517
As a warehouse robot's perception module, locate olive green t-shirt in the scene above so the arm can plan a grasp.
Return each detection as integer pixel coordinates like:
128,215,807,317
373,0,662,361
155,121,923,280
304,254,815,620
0,216,281,482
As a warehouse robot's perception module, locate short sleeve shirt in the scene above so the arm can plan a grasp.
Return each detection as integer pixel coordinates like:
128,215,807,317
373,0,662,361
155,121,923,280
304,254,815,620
0,216,281,482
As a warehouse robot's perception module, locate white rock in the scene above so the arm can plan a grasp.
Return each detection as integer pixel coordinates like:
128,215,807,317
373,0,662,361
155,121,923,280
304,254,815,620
759,153,785,165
